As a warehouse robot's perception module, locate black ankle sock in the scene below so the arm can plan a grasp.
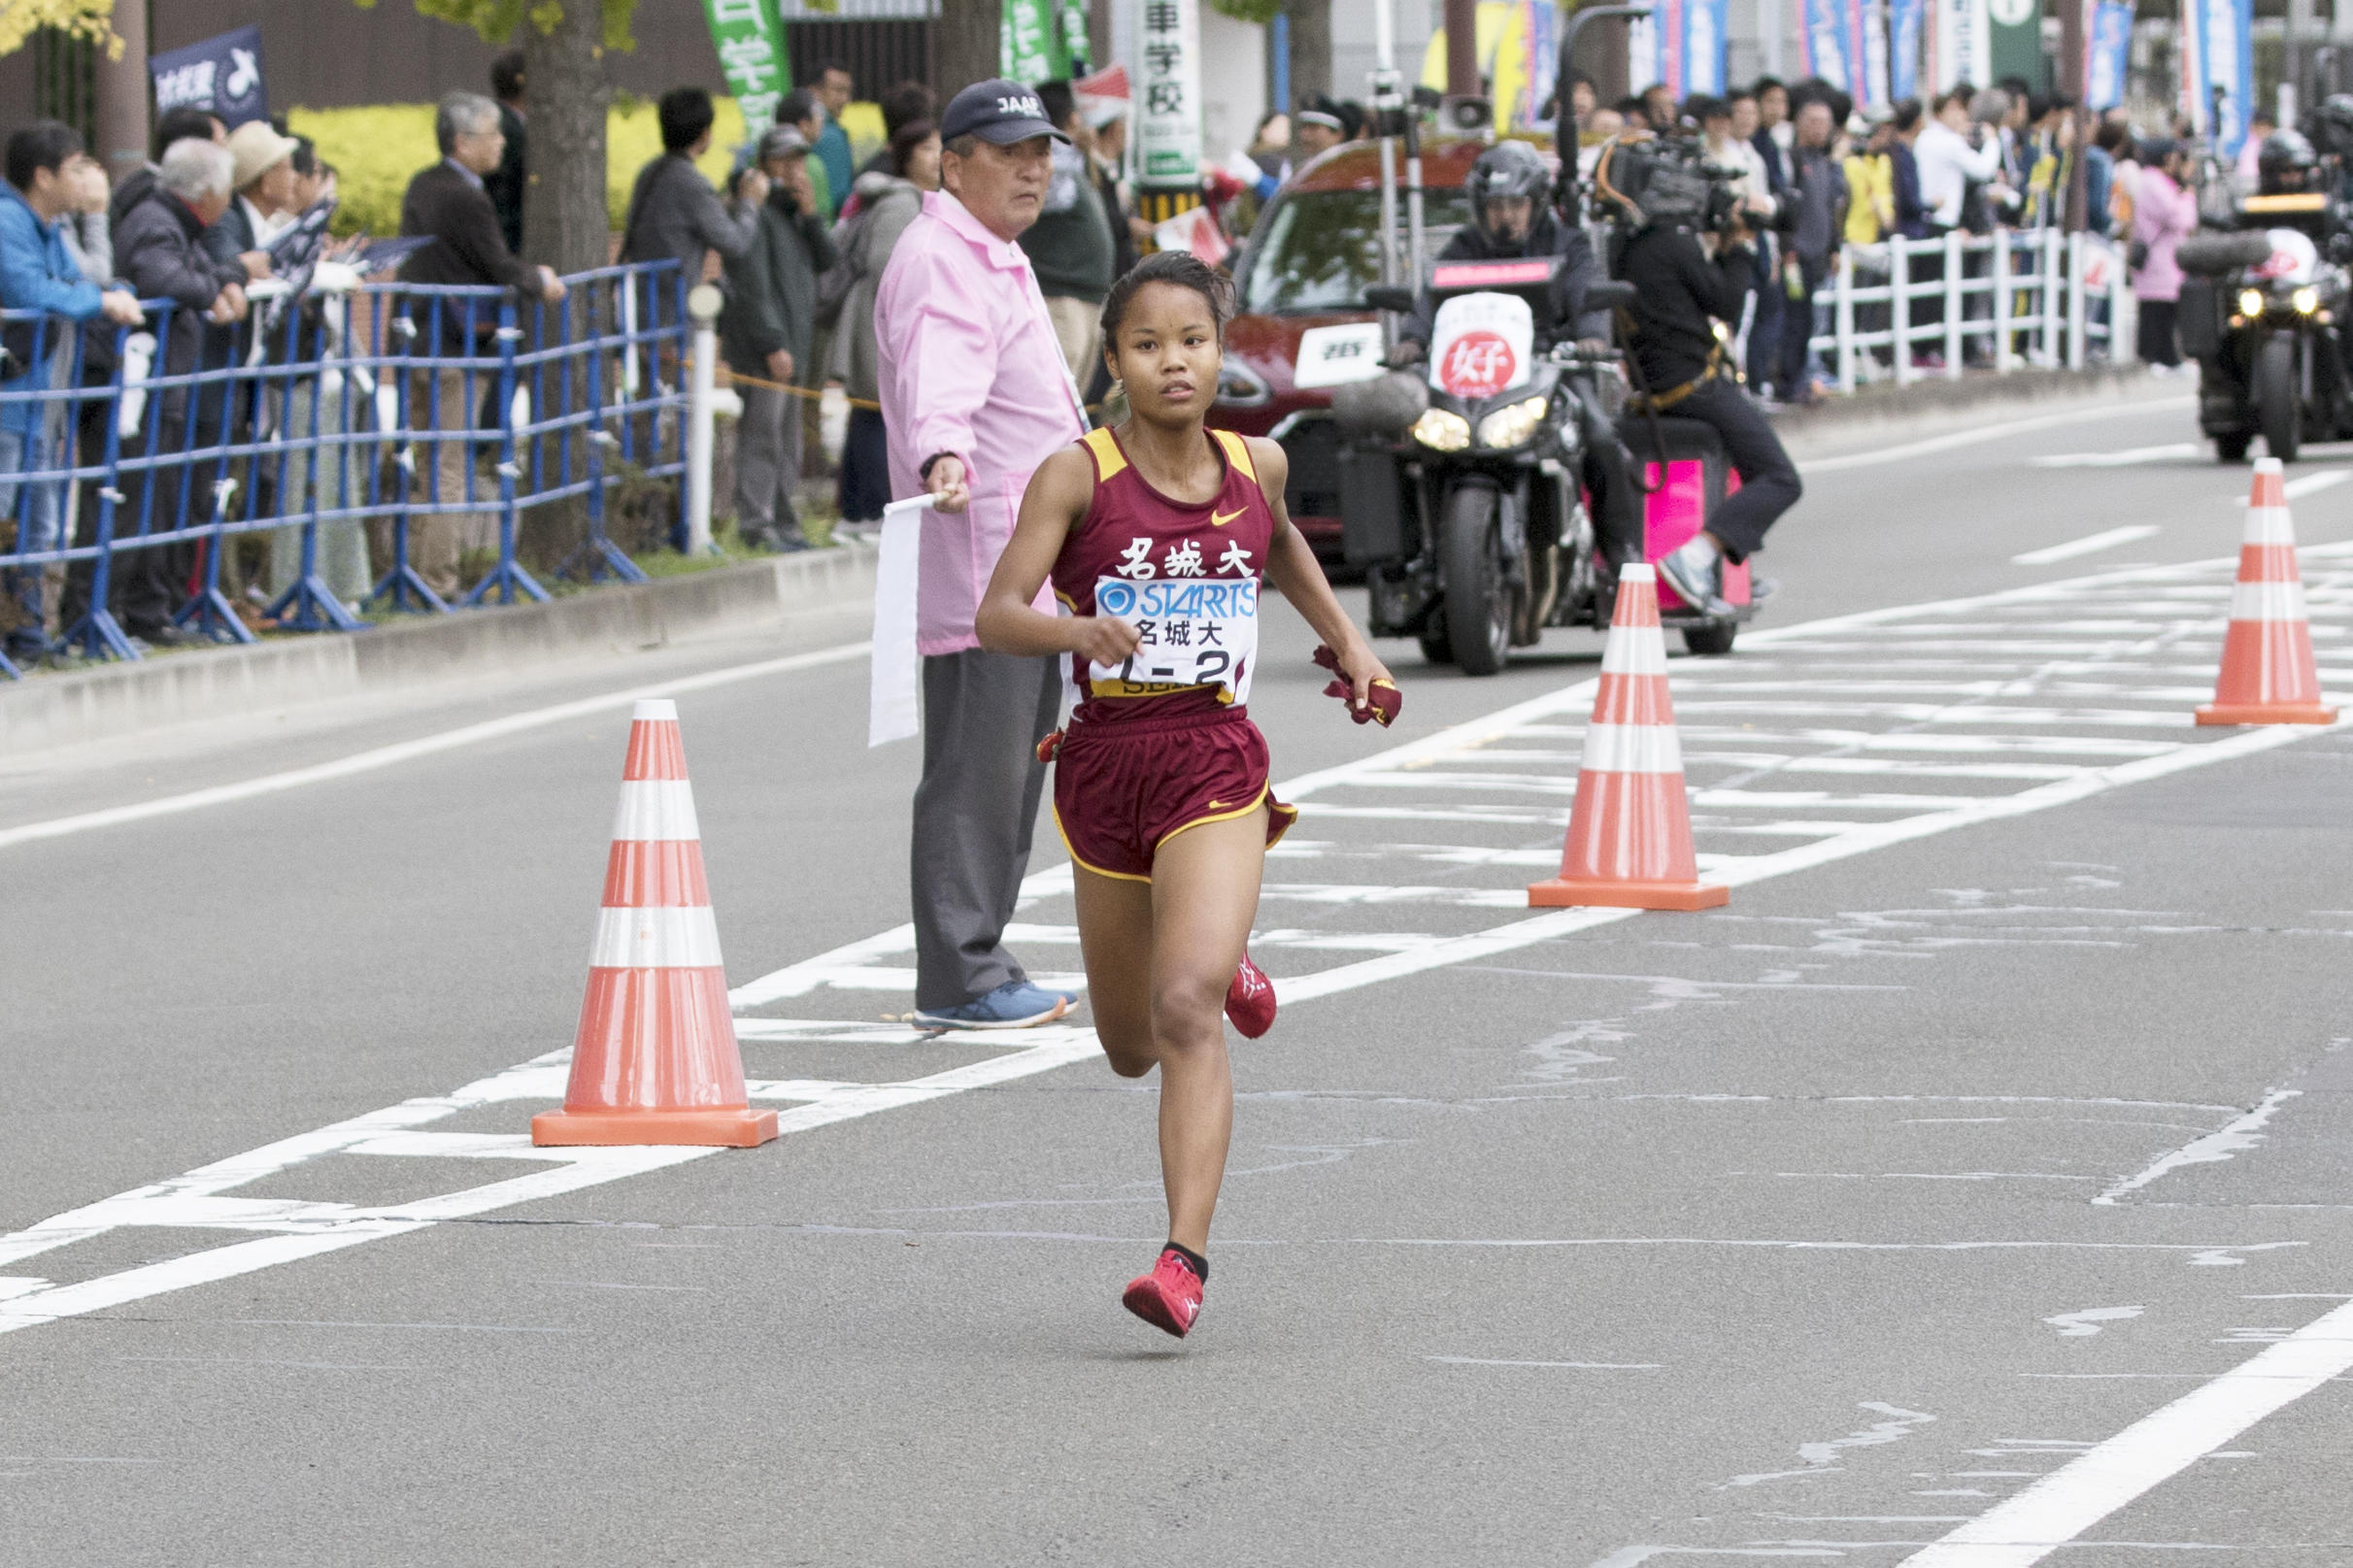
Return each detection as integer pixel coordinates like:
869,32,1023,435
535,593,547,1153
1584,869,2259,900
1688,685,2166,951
1164,1241,1208,1282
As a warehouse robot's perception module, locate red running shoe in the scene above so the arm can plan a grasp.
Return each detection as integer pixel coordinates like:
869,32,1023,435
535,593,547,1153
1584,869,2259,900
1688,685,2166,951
1123,1247,1205,1338
1225,951,1276,1039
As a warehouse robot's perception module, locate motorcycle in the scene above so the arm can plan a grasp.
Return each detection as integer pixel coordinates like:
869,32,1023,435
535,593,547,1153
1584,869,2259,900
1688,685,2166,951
1340,261,1757,673
2181,217,2353,463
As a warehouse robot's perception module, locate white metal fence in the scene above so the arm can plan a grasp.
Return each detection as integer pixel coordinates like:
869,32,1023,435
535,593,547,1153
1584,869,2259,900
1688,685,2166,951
1798,229,2140,393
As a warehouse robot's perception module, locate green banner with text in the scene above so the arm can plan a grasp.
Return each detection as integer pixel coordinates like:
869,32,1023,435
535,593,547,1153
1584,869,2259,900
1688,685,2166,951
701,0,791,132
1002,0,1092,83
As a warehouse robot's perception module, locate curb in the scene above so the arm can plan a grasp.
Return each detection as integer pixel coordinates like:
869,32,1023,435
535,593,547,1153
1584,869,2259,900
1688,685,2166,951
1769,362,2174,456
1,544,879,753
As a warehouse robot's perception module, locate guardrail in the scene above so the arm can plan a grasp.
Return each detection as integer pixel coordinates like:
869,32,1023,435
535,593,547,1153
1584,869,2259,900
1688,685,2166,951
1802,228,2138,394
0,259,692,680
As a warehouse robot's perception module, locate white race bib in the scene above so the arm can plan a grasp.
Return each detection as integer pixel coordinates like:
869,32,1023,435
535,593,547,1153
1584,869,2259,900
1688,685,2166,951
1089,576,1259,705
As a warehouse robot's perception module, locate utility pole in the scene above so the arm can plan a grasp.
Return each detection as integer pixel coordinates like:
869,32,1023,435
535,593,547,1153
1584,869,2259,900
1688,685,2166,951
1445,0,1478,97
93,0,150,183
2061,0,2088,231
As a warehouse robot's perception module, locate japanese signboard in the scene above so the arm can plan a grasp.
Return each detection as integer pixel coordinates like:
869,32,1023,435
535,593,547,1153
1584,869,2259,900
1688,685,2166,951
150,26,268,130
1004,0,1095,83
699,0,791,132
1136,0,1202,188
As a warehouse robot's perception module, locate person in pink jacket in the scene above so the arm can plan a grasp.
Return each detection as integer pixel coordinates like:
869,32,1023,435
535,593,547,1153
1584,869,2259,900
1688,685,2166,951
2132,138,2200,368
874,80,1092,1030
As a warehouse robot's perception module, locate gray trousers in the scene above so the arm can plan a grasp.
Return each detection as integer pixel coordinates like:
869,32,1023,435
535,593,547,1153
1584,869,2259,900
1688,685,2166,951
733,383,805,539
913,648,1063,1009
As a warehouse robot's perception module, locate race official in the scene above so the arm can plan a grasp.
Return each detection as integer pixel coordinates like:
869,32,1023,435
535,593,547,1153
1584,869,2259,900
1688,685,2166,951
1617,210,1801,612
873,80,1091,1031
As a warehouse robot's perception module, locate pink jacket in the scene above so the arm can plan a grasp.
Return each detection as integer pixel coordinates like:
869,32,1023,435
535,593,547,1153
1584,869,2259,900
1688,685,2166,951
2132,167,2199,302
874,190,1089,655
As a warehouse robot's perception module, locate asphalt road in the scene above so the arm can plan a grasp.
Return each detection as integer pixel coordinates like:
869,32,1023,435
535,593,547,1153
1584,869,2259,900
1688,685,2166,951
4,385,2352,1567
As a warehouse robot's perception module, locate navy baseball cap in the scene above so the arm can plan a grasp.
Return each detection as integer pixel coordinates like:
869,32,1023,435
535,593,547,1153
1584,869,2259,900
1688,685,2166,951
941,79,1071,146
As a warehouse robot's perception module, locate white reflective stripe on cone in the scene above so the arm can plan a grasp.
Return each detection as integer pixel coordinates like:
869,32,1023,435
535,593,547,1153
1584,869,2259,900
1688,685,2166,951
1580,722,1686,775
2243,507,2299,545
1600,633,1670,676
588,904,724,968
632,698,679,721
611,781,701,842
2230,579,2309,622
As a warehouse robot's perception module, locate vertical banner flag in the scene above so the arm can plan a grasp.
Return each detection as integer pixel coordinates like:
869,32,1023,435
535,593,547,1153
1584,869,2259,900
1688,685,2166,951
1987,0,2041,90
1008,0,1095,83
1137,0,1203,188
2180,0,2255,158
1891,0,1925,100
1651,0,1686,97
700,0,790,130
1932,0,1989,91
2087,0,2133,109
1521,1,1563,124
1857,0,1888,106
150,26,268,128
1651,0,1728,99
1800,0,1853,90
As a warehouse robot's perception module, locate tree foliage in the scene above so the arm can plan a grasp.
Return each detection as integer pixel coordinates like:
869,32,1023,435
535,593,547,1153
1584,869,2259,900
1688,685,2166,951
0,0,122,58
353,0,639,51
1208,0,1288,25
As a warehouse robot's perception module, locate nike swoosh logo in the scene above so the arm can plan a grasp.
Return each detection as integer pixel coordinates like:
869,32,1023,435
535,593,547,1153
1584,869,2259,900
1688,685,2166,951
1211,507,1244,528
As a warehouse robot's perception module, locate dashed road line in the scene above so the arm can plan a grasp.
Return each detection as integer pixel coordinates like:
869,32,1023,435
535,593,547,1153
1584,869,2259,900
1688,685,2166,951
2,550,2348,1377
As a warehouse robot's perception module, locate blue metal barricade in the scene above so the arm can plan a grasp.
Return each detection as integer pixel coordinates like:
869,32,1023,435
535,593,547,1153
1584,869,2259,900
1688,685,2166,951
0,259,690,678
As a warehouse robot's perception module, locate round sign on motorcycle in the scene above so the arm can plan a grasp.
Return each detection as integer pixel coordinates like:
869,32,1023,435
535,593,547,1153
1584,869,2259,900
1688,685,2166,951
1439,330,1519,398
1429,291,1535,400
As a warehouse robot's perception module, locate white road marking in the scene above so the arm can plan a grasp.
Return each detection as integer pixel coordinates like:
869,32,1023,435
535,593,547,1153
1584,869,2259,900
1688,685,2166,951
0,643,873,852
4,549,2350,1352
2093,1088,2303,1206
2043,1306,2145,1337
1799,396,2194,474
2011,526,2162,566
2027,443,2202,468
1425,1356,1664,1369
1898,1297,2353,1567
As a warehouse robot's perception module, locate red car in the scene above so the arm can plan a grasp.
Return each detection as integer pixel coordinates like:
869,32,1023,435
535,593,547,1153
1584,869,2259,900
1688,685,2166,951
1210,140,1484,557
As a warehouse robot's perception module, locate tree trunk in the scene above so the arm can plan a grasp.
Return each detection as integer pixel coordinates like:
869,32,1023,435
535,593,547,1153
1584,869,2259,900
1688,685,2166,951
522,3,612,276
1288,0,1330,108
934,0,1002,100
94,0,150,185
519,3,613,572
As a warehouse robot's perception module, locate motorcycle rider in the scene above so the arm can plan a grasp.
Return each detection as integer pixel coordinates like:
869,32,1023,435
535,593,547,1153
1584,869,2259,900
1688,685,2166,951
1615,179,1802,613
2259,127,2324,199
1387,139,1646,573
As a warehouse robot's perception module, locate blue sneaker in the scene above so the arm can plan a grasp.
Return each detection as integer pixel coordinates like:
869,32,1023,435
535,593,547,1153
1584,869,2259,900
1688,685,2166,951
913,980,1077,1031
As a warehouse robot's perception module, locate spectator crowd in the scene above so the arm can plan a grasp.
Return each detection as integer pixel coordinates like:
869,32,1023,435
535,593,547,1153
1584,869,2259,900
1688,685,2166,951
0,44,2233,670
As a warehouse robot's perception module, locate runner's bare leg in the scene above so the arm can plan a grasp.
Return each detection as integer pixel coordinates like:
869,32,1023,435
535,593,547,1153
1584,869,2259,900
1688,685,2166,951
1143,808,1265,1252
1072,865,1157,1077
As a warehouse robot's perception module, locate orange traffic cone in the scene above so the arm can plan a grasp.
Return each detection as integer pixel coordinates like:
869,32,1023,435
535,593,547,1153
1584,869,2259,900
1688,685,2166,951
2197,459,2337,727
532,699,779,1149
1529,564,1728,911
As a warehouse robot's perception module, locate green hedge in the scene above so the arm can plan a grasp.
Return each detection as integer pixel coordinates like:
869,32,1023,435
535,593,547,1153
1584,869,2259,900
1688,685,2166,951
287,97,887,244
286,96,752,242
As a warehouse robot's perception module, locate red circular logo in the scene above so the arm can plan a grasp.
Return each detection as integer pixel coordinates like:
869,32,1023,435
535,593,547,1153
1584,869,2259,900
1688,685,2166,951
1439,330,1519,398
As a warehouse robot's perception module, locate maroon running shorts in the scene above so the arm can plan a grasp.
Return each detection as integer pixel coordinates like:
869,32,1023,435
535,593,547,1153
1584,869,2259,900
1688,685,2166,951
1051,710,1298,882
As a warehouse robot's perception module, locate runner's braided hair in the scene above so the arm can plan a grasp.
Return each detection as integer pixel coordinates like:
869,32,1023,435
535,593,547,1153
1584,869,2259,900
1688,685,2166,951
1099,250,1235,345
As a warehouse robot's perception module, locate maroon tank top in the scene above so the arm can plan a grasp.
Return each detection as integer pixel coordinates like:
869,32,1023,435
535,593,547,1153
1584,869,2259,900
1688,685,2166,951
1049,425,1278,725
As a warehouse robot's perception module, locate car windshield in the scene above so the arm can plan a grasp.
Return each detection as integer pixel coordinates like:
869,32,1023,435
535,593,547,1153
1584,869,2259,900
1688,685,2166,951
1238,187,1473,315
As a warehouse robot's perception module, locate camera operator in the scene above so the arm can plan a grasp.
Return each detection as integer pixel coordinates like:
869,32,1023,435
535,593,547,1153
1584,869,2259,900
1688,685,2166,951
1387,140,1646,571
1615,160,1801,614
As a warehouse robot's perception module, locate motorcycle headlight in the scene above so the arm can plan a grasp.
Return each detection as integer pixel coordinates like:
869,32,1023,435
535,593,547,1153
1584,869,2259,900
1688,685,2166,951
2294,285,2320,315
1475,395,1550,450
1411,409,1473,451
2240,288,2268,317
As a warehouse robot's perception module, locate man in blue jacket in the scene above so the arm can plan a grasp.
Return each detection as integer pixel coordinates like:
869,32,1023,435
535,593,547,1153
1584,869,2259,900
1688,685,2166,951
0,120,141,660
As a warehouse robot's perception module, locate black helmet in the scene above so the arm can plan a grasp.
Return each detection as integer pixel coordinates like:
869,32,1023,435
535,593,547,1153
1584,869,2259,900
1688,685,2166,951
1467,139,1552,250
2259,127,2319,194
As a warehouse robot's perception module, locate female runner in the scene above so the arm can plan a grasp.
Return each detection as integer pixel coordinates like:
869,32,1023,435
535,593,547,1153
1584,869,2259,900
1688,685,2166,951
975,251,1398,1338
